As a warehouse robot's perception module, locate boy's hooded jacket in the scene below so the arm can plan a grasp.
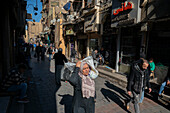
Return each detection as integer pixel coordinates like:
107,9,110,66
127,59,151,94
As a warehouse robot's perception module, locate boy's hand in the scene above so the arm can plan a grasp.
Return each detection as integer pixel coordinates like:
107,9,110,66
149,88,152,93
167,80,170,85
127,91,131,96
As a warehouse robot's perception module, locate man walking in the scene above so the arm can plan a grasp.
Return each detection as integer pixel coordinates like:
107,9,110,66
92,49,99,68
70,47,76,63
41,45,46,61
47,46,53,61
53,48,68,86
127,59,152,113
35,43,41,61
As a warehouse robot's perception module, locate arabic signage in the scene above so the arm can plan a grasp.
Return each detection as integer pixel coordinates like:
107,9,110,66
111,0,139,27
113,2,134,15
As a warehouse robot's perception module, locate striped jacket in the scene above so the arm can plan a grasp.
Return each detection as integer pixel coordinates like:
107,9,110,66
1,69,25,90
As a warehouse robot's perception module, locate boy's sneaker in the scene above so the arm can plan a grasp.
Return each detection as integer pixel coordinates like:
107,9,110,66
158,95,163,100
17,97,30,103
125,101,130,110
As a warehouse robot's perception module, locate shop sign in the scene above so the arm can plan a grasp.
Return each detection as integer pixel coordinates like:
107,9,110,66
113,2,134,15
66,28,74,35
111,0,139,27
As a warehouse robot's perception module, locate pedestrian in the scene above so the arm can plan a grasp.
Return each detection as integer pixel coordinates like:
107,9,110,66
1,64,29,103
53,48,68,85
149,58,156,79
69,61,96,113
47,46,53,61
99,47,105,65
70,47,77,63
35,43,41,61
33,43,36,51
158,70,170,100
127,58,152,113
53,47,58,54
41,45,46,61
92,49,99,68
25,43,32,69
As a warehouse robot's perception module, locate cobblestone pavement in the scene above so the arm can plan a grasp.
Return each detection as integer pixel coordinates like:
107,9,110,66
8,56,170,113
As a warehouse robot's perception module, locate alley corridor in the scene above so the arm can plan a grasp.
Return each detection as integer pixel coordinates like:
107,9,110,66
7,56,170,113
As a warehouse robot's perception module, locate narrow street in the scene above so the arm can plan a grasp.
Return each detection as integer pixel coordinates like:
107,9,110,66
8,56,170,113
1,0,170,113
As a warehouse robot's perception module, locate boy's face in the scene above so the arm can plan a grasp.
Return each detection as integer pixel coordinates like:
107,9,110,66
149,60,153,63
142,63,149,70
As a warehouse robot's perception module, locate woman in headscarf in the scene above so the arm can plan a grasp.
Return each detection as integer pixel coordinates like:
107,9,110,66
69,61,96,113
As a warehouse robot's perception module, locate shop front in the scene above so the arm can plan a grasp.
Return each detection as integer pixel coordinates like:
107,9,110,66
100,5,117,68
111,0,142,74
63,24,76,57
147,21,170,67
83,9,101,57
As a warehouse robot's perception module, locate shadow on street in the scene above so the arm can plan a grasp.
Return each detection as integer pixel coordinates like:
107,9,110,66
58,94,73,113
101,80,131,113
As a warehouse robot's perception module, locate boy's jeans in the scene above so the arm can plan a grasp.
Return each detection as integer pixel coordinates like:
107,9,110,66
139,88,144,103
132,91,140,113
7,83,27,99
159,81,167,95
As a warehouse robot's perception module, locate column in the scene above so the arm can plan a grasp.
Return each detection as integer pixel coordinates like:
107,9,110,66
87,37,90,57
115,28,121,72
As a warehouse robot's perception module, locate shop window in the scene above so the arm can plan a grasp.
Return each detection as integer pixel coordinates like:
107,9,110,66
89,39,98,55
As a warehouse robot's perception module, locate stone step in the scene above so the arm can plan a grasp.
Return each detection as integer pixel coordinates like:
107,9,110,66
7,97,25,113
0,96,10,113
97,65,115,73
97,67,127,88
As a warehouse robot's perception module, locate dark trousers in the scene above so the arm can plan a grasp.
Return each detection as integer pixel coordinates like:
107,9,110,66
37,53,40,61
55,65,64,85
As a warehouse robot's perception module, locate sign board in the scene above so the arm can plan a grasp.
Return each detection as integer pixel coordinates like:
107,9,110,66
66,29,74,35
111,0,139,27
51,1,59,7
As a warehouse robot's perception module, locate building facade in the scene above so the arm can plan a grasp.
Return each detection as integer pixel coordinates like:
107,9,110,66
0,0,27,81
27,21,43,43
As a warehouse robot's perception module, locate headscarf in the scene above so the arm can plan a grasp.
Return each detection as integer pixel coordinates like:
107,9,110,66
79,62,95,98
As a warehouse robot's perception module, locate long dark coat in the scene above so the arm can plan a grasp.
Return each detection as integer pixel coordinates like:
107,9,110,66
69,67,95,113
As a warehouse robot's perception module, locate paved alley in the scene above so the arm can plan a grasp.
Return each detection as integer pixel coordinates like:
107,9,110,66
8,56,170,113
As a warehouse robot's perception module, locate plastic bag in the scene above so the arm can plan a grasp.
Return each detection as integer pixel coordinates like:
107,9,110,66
63,56,98,80
81,56,98,79
63,62,76,81
50,59,55,73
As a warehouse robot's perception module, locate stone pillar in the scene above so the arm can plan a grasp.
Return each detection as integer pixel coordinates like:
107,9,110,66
82,0,85,8
115,28,121,72
87,37,90,57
